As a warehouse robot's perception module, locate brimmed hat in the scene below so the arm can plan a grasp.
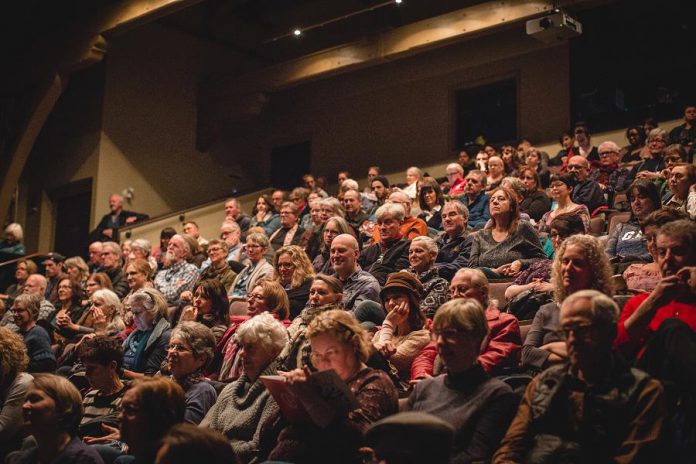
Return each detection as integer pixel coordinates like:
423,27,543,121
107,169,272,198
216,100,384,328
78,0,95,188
380,271,424,303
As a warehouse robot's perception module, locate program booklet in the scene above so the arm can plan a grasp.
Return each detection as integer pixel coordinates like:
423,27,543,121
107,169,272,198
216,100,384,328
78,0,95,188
260,369,359,427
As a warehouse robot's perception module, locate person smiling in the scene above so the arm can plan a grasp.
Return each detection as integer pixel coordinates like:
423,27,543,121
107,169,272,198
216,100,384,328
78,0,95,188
201,313,288,463
268,310,398,463
360,203,411,286
10,374,104,464
521,235,614,371
407,236,449,318
273,245,315,319
165,322,217,425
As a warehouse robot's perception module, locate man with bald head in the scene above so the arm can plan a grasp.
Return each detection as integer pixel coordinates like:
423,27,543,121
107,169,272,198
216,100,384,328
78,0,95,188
331,234,380,311
568,155,606,214
371,190,428,242
0,274,55,331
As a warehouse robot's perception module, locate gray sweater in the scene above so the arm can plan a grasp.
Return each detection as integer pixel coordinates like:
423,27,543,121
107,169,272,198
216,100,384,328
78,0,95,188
468,221,545,270
200,362,279,464
521,302,563,369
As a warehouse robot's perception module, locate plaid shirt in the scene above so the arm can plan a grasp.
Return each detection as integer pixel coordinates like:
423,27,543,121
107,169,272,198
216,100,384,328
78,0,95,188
154,261,200,304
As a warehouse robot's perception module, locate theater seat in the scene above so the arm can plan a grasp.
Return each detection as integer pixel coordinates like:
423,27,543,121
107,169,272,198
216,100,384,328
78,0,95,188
596,234,609,249
519,319,533,343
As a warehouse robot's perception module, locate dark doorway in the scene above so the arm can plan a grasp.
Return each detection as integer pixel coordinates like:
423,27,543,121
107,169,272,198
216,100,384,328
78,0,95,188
454,78,517,148
51,179,92,259
270,141,311,190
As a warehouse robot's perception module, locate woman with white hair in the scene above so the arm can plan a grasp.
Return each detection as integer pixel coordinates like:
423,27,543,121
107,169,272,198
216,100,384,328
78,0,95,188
200,313,288,463
122,288,171,379
403,166,423,200
0,223,25,256
407,236,449,318
128,238,158,271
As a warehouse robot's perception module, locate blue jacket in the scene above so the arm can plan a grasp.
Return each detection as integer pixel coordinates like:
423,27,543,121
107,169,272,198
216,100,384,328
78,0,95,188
465,191,490,229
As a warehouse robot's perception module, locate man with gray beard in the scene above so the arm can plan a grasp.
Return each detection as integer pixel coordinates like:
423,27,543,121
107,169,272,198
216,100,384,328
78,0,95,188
154,234,200,306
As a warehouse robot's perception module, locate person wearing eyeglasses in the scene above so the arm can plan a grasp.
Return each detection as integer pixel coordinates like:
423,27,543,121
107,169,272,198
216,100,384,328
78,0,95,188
201,313,288,463
227,233,274,309
267,309,398,464
268,202,305,252
445,162,467,197
163,322,217,425
405,298,518,464
663,163,696,219
411,268,521,383
494,290,665,463
627,128,668,185
593,141,632,206
567,155,606,215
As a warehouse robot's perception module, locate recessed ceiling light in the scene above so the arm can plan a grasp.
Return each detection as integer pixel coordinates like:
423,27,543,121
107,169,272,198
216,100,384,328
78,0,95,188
293,29,302,37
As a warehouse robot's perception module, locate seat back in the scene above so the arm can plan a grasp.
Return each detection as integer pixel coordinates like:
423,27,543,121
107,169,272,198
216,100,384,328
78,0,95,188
489,280,514,309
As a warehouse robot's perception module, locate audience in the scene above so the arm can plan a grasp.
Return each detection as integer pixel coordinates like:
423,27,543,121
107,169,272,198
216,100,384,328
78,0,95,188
405,299,518,463
5,110,696,462
522,235,614,371
494,290,665,463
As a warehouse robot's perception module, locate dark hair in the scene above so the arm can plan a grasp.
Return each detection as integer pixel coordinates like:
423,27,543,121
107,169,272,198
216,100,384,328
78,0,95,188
129,377,185,444
372,175,390,189
643,116,658,128
78,335,124,370
193,279,229,327
641,208,689,233
625,125,646,145
550,173,576,189
558,130,574,145
157,424,240,464
252,194,273,216
161,227,177,239
549,213,585,238
519,166,543,193
418,177,444,211
59,277,83,306
627,179,661,221
574,121,591,135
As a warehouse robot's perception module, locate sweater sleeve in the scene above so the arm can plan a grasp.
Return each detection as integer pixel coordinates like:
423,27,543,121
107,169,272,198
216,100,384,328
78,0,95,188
521,306,552,369
410,341,437,381
516,223,546,268
0,374,32,441
467,234,482,268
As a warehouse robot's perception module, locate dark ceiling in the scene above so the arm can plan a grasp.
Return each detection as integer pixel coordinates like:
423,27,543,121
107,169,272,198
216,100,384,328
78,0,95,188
159,0,487,67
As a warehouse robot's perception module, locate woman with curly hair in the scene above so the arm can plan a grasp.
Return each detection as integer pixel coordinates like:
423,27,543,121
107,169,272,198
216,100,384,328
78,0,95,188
267,309,398,464
0,326,32,456
273,245,315,319
521,235,614,371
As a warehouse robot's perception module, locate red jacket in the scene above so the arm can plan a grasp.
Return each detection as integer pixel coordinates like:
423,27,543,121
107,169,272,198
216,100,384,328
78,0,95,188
410,306,522,380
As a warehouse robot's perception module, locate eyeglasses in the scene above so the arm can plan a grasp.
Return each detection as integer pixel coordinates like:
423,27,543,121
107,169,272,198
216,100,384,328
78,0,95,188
247,293,266,301
167,343,191,353
245,244,262,249
567,164,585,171
598,151,616,158
207,247,224,254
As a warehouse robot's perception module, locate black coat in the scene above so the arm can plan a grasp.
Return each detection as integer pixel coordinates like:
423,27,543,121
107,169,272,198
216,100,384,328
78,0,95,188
434,231,473,281
359,238,411,286
287,279,312,320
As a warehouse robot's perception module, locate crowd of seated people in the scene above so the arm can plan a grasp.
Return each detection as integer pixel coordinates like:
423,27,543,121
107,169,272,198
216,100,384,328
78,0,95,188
2,108,696,463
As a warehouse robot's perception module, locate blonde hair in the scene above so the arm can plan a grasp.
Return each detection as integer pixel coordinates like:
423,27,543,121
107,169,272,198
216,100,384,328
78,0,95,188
433,298,489,346
252,279,290,320
0,326,29,378
306,310,371,363
552,235,614,303
65,256,89,282
273,245,315,289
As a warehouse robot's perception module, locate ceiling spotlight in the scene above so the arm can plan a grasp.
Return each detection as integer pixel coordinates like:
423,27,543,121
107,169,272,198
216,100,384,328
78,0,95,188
293,29,302,37
395,0,403,4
